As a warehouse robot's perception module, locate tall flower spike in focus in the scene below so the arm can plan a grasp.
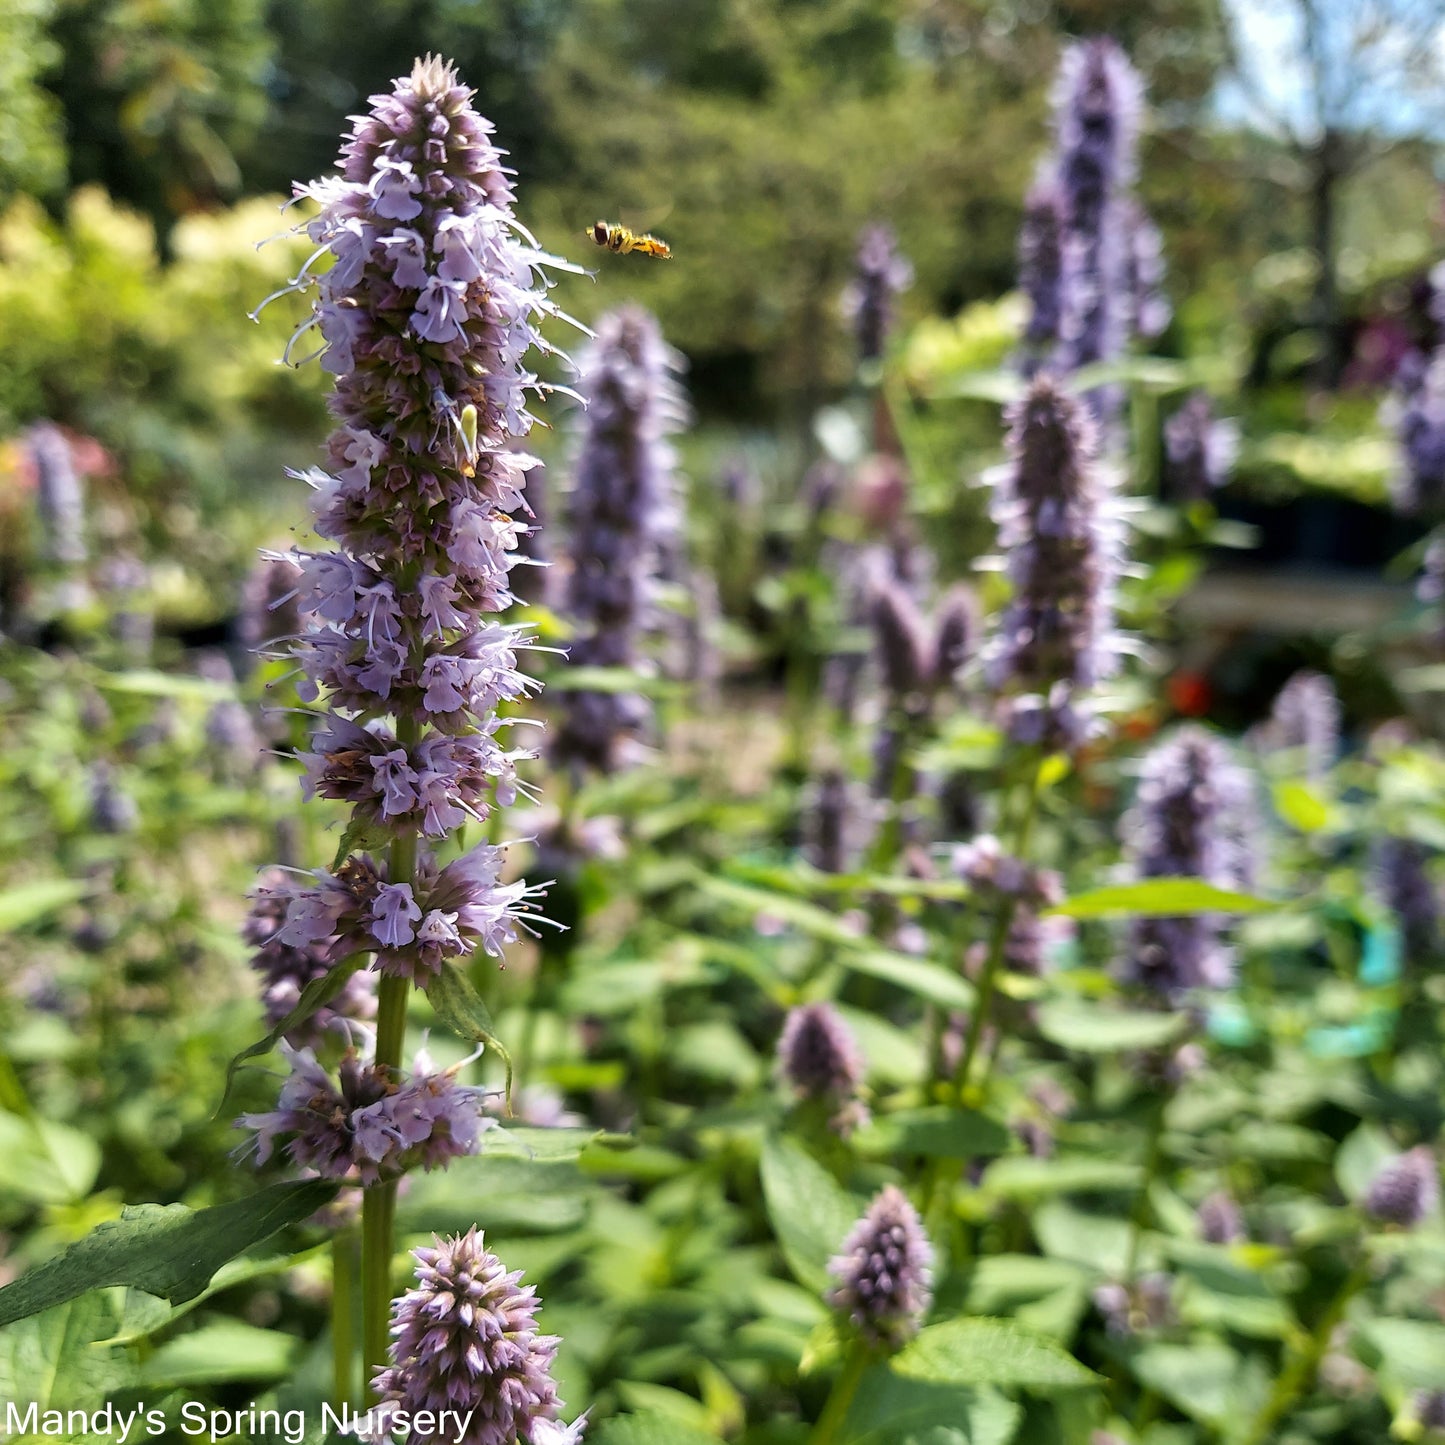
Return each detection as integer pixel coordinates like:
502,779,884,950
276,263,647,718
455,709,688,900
1123,726,1257,999
827,1184,933,1349
246,55,576,1382
985,374,1122,750
373,1229,582,1445
249,55,573,993
552,305,686,775
843,224,913,367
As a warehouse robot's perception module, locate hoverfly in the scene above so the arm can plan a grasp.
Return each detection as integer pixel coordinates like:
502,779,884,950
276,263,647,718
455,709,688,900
587,221,672,260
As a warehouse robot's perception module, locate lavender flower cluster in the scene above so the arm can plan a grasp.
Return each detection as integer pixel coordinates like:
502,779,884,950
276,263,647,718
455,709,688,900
241,1041,490,1185
1376,835,1440,966
267,844,544,985
953,834,1065,976
239,55,569,1163
373,1229,584,1445
1259,669,1341,782
552,305,685,774
776,1001,869,1136
1020,39,1168,382
1364,1146,1439,1228
842,224,913,366
1163,393,1238,503
243,868,376,1043
1124,725,1257,998
826,1185,933,1348
1393,350,1445,517
985,375,1122,748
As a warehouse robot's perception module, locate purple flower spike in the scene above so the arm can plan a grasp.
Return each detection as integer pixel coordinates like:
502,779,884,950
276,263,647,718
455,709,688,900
552,305,686,775
1018,38,1165,402
1376,835,1440,966
826,1184,933,1349
1124,726,1258,999
372,1228,569,1445
842,224,913,366
241,56,573,1010
1415,1390,1445,1430
1019,176,1067,354
777,1002,869,1135
1395,353,1445,516
1262,670,1340,781
1164,393,1237,503
985,375,1123,749
1364,1146,1439,1228
1196,1191,1245,1245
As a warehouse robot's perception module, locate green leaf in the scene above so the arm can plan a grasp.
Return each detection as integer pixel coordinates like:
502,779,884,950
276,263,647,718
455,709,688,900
1126,1341,1262,1426
983,1156,1143,1201
0,1113,101,1205
0,1180,336,1328
840,951,975,1011
1271,780,1332,833
99,1247,326,1345
759,1135,861,1293
139,1319,303,1387
1035,1000,1189,1054
0,1294,134,1418
855,1107,1010,1160
217,956,366,1112
0,878,92,933
92,669,235,701
892,1318,1100,1393
426,961,514,1105
1359,1318,1445,1391
399,1154,591,1235
844,1371,1023,1444
1334,1122,1398,1204
560,957,716,1017
548,666,684,698
1046,880,1274,919
963,1256,1092,1342
593,1414,725,1445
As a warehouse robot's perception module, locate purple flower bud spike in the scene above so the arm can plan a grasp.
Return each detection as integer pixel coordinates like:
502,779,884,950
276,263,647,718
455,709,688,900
826,1185,933,1348
373,1229,575,1445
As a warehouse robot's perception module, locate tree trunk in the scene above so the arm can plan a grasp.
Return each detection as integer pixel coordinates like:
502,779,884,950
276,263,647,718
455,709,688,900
1308,129,1345,389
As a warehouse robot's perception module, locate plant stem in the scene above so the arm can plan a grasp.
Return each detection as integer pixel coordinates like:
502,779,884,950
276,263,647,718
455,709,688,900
1122,1089,1169,1283
1239,1256,1371,1445
808,1339,872,1445
950,757,1046,1103
332,1227,357,1407
360,804,417,1397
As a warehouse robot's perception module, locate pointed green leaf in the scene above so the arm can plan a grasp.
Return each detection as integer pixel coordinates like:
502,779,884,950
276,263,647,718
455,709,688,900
0,1179,336,1328
891,1318,1100,1393
759,1135,861,1293
0,879,93,934
855,1107,1010,1160
1036,1000,1189,1053
1046,880,1273,919
844,1372,1023,1445
426,961,513,1105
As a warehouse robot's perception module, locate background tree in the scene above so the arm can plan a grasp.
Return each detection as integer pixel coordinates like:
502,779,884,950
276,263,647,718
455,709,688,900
1221,0,1445,385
